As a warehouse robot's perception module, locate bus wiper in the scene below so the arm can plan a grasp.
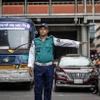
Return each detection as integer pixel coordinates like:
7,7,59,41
8,43,31,53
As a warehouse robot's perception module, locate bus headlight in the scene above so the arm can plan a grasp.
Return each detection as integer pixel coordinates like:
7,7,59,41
19,64,28,69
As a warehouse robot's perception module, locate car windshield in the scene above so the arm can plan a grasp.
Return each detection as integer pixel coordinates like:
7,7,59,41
0,30,29,49
59,56,93,67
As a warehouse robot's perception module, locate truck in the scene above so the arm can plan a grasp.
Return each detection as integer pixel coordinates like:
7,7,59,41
0,17,36,90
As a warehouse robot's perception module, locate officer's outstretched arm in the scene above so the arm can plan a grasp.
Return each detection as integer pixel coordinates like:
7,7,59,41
53,36,87,48
80,42,87,45
53,36,81,48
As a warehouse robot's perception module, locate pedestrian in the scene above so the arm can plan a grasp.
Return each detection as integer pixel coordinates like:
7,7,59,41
92,54,98,65
28,23,87,100
92,53,100,94
90,54,94,61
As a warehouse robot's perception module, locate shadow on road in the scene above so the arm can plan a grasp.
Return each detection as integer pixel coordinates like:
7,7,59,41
53,87,91,93
0,83,33,91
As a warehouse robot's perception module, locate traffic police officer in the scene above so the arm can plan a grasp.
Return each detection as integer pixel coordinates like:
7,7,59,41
28,23,87,100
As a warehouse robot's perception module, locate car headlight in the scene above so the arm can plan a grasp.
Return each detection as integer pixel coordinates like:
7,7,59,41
56,72,65,76
19,64,28,69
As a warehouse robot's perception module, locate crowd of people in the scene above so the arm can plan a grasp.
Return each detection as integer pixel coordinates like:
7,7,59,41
90,53,100,94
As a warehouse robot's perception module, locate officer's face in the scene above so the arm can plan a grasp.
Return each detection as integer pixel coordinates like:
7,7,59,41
39,27,49,36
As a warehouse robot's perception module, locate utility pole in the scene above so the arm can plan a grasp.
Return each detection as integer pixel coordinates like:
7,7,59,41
92,0,95,24
25,0,27,14
74,0,78,24
84,0,87,14
49,0,52,14
0,0,2,17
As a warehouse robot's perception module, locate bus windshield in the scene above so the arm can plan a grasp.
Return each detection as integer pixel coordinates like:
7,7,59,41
0,30,29,49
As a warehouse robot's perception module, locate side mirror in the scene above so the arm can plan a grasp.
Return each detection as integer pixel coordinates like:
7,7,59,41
54,59,58,66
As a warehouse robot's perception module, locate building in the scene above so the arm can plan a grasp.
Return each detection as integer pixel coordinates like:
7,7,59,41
1,0,100,59
95,23,100,53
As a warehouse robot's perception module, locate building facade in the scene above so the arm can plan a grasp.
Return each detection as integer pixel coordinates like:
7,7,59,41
1,0,100,58
95,23,100,53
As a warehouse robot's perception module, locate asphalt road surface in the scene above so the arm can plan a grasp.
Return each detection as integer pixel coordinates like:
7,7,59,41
0,84,100,100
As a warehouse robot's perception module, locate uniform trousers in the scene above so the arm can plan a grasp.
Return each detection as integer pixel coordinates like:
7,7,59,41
34,64,54,100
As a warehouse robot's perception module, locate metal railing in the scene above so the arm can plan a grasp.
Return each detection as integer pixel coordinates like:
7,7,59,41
3,2,24,5
2,0,100,16
3,1,100,5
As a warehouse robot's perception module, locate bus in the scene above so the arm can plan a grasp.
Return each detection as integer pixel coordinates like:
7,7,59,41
0,17,36,89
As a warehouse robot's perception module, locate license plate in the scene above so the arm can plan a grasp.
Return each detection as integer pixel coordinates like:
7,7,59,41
74,79,83,84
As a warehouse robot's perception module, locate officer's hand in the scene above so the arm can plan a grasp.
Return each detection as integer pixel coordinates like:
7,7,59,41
29,67,33,77
80,42,87,45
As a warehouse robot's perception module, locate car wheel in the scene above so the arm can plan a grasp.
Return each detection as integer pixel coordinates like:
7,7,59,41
98,79,100,96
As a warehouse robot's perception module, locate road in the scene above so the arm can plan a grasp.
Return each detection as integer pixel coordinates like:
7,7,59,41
0,84,100,100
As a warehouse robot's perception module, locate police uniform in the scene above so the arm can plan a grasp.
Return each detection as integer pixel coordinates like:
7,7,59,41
28,35,80,100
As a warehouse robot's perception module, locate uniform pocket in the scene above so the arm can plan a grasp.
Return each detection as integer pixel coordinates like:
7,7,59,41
35,47,40,52
35,45,41,52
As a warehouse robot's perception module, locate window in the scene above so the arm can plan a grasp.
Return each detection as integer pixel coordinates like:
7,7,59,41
96,44,100,48
96,35,100,40
0,30,29,49
59,56,93,67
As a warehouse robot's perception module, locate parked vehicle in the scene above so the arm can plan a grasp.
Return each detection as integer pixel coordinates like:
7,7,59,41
54,54,97,92
0,17,37,90
98,66,100,95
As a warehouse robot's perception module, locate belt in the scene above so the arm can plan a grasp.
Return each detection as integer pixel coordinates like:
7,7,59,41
35,62,53,66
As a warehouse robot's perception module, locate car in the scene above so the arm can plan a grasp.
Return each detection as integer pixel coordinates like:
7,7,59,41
54,54,98,92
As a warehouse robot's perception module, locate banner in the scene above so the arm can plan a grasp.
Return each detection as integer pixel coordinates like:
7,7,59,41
89,23,97,56
89,24,95,39
0,22,30,30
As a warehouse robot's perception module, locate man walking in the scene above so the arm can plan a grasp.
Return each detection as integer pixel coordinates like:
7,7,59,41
28,23,87,100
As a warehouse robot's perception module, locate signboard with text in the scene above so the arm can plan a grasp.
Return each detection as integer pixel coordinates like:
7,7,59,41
0,22,30,30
